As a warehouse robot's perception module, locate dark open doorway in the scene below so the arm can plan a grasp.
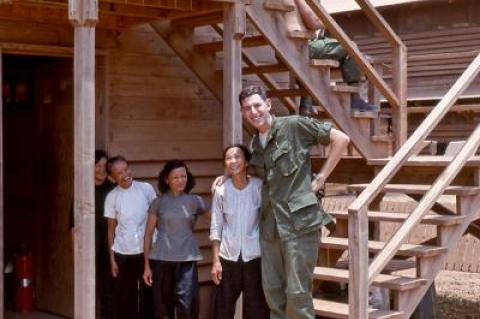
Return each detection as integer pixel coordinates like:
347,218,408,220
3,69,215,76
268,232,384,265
3,55,74,318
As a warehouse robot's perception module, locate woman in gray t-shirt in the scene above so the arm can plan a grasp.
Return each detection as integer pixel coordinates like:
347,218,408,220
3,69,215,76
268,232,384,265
143,160,209,319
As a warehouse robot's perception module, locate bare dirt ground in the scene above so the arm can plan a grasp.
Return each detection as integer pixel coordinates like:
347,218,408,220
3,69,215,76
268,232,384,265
436,270,480,319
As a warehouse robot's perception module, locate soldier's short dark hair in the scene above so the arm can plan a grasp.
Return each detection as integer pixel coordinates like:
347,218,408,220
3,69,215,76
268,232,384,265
238,85,268,105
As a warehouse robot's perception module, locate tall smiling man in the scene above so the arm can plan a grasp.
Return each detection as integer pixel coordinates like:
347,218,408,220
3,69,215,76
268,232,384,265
239,85,349,319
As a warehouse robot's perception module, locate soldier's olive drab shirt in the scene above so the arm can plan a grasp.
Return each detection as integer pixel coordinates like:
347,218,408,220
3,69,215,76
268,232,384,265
249,115,333,241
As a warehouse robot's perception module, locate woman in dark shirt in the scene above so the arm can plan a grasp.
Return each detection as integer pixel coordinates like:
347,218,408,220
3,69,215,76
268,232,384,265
143,160,209,319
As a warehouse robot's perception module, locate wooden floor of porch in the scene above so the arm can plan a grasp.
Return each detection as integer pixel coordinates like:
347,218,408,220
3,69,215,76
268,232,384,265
5,311,63,319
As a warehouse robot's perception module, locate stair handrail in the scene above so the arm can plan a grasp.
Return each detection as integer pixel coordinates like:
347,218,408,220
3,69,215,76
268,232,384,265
304,0,407,145
347,53,480,318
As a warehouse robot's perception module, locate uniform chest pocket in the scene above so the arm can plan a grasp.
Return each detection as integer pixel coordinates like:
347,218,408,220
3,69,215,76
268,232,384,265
271,143,297,177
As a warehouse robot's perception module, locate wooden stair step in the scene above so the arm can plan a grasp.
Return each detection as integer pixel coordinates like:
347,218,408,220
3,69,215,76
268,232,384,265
371,135,393,143
347,183,480,196
352,110,379,118
267,88,307,97
311,58,340,68
367,155,480,167
313,299,404,319
329,210,465,226
331,84,359,93
320,237,447,257
314,267,427,291
336,259,416,274
194,35,268,52
287,29,316,39
242,63,289,75
263,0,295,12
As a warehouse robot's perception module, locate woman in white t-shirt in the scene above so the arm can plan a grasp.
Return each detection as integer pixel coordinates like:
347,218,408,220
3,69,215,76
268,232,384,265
210,145,269,319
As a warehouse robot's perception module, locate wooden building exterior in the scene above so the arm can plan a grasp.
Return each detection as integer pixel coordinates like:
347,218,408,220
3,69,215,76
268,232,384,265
0,0,479,318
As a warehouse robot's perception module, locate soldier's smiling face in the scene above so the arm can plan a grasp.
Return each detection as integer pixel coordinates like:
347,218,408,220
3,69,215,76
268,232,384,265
240,94,272,132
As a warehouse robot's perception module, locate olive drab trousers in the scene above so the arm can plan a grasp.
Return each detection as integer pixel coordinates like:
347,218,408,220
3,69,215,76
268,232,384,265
260,230,320,319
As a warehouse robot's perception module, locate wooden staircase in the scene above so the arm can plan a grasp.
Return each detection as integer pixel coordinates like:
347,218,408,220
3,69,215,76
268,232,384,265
338,53,480,318
315,183,480,319
148,1,480,318
150,0,402,158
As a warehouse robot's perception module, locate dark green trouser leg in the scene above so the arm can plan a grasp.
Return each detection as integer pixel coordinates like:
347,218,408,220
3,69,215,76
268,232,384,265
300,38,362,112
261,231,319,319
318,43,361,84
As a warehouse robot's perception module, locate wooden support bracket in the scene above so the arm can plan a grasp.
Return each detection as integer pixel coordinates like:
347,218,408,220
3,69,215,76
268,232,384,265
69,0,98,26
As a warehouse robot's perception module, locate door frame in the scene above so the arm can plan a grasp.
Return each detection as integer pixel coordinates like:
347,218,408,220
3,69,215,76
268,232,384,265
0,43,108,316
0,47,4,317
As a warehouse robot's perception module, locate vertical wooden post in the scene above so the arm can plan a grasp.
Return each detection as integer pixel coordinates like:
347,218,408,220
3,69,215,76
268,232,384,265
223,2,245,147
224,4,245,317
392,45,408,150
68,0,97,318
348,207,369,319
0,48,4,318
369,62,383,137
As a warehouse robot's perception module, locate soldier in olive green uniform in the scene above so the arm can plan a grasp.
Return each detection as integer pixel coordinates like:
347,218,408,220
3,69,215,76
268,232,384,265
239,86,350,319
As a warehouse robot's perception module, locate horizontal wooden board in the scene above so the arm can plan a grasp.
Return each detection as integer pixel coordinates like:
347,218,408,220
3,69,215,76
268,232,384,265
313,267,427,291
110,120,222,142
320,237,447,257
130,160,223,179
109,96,221,121
109,140,223,161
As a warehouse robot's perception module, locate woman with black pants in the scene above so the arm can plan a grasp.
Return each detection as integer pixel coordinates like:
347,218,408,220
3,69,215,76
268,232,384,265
210,145,269,319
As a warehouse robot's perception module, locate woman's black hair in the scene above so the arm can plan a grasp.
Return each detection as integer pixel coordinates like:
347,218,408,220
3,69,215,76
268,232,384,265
95,150,108,164
222,144,251,162
158,160,195,194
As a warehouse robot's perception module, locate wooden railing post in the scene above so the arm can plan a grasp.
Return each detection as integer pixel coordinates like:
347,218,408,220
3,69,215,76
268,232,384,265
369,61,384,137
392,45,408,150
68,0,97,317
348,207,369,319
223,2,245,147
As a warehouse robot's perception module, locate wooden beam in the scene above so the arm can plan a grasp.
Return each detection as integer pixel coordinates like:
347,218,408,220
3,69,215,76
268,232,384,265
222,2,244,147
69,0,97,317
0,3,153,30
171,11,223,27
194,35,267,53
0,47,4,319
151,21,222,101
0,43,73,57
242,63,289,75
391,44,408,149
407,104,480,114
